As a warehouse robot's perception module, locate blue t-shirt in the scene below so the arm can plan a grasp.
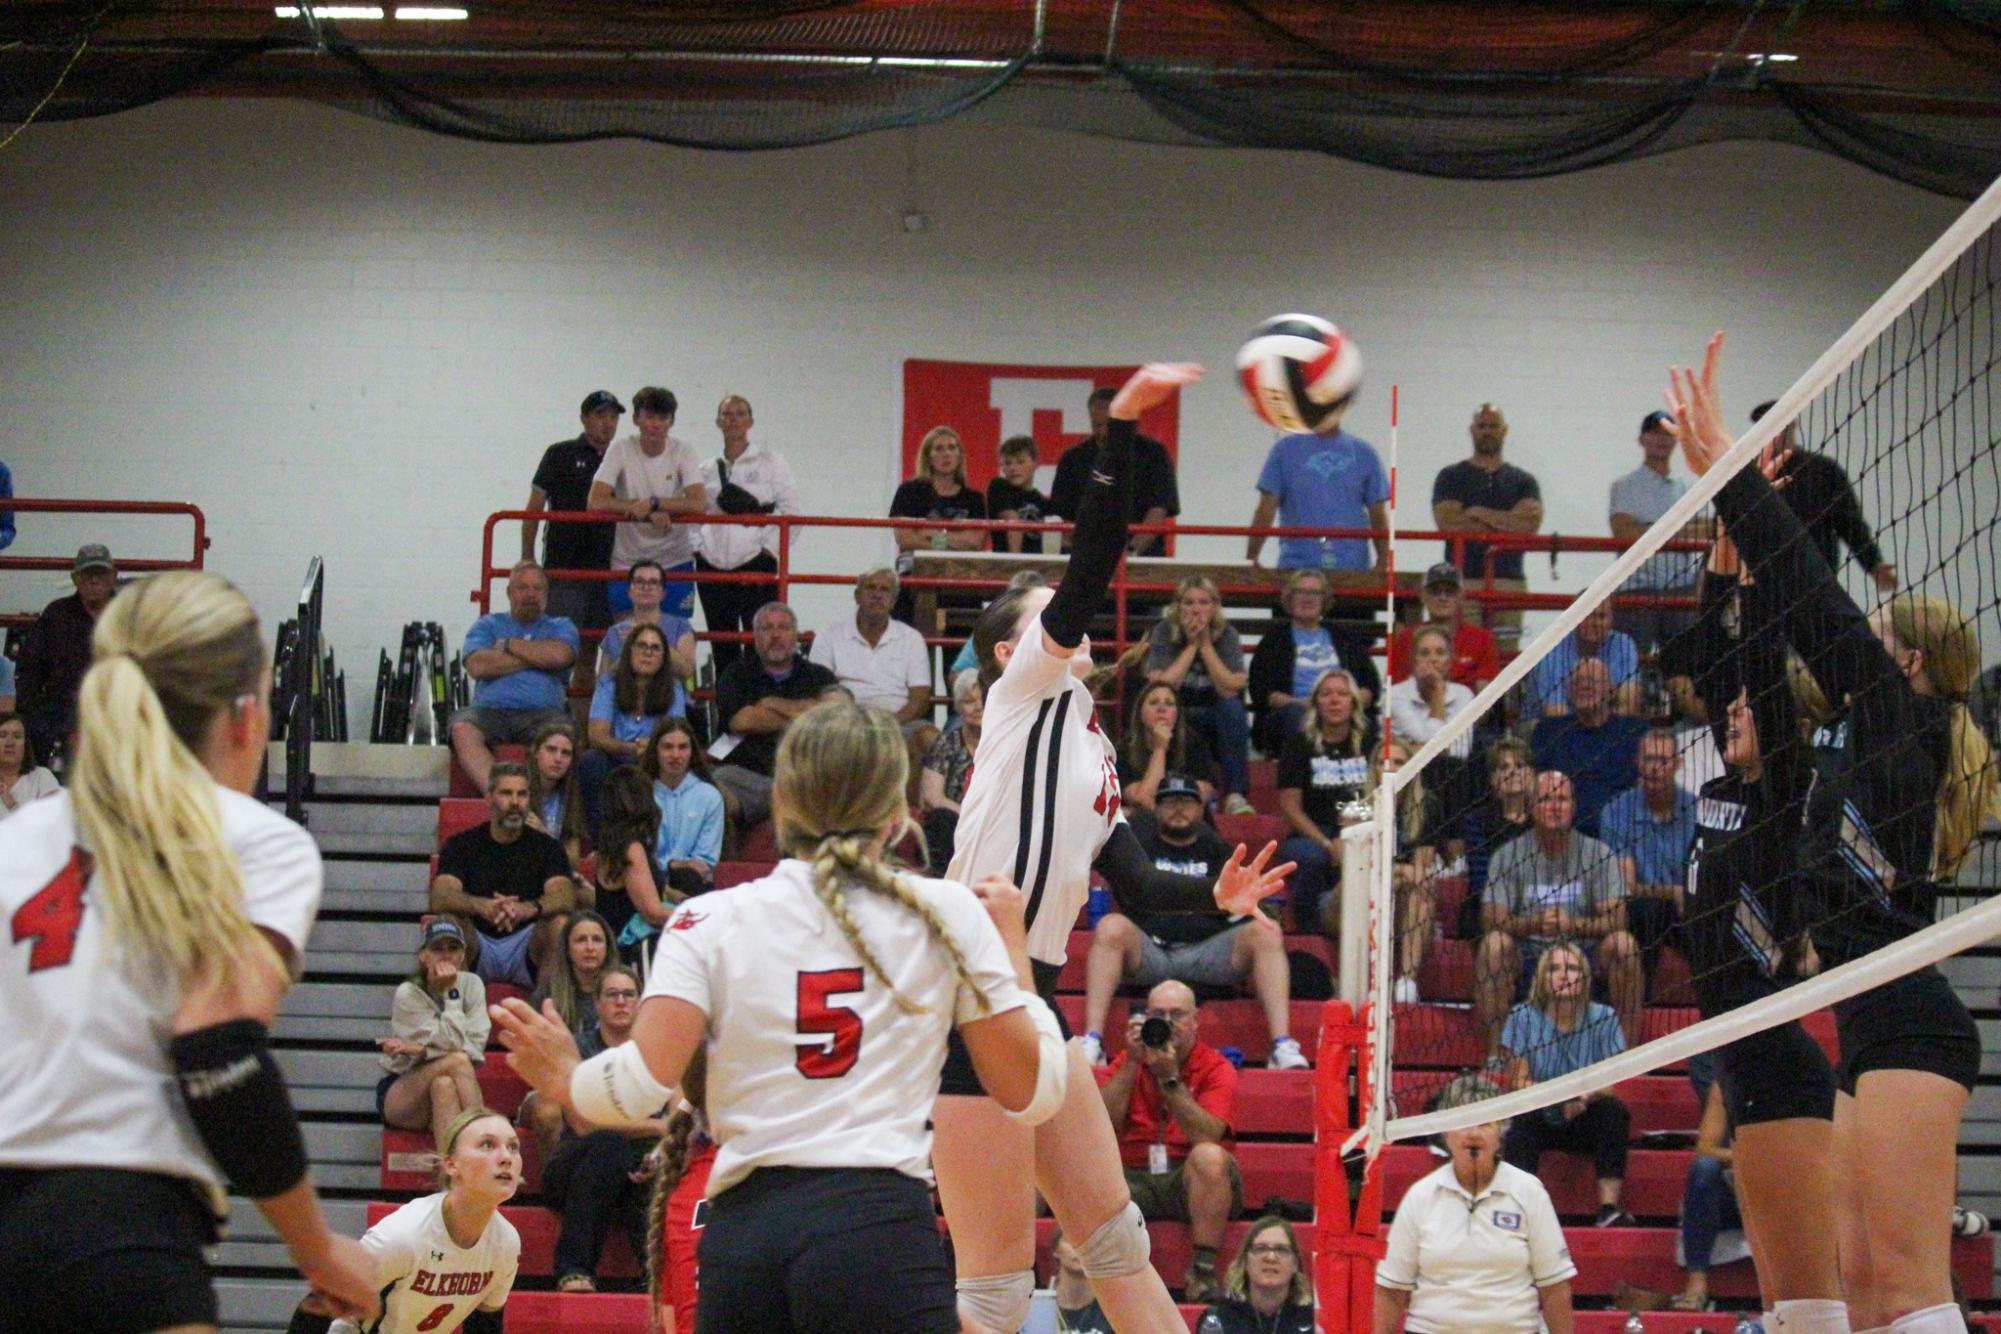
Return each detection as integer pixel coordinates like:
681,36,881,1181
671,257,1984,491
652,775,725,870
1597,784,1698,890
1502,1001,1627,1084
600,612,695,671
1290,626,1339,699
1528,713,1648,838
0,654,14,701
589,673,686,744
1255,430,1390,571
1524,629,1641,718
0,461,13,551
464,612,581,713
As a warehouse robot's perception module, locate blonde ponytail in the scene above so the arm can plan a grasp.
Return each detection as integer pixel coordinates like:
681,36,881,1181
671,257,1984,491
69,571,274,995
1884,594,1999,880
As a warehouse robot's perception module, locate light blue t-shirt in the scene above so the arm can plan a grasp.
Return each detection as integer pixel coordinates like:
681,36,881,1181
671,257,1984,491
589,674,686,745
652,775,725,872
1597,784,1698,890
464,612,580,713
1609,464,1702,591
0,654,14,701
1255,429,1390,571
1290,626,1339,699
600,612,695,672
950,638,978,678
1502,1000,1627,1083
1524,629,1641,717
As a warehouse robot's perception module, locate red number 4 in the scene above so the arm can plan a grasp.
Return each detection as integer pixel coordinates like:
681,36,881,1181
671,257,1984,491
795,968,864,1079
11,850,90,973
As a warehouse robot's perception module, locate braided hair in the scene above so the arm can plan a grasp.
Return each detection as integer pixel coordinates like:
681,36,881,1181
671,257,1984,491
646,1046,708,1332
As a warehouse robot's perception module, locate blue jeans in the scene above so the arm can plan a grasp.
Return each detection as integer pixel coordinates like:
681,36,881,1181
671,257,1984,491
1183,694,1251,798
1680,1154,1742,1272
1281,832,1335,932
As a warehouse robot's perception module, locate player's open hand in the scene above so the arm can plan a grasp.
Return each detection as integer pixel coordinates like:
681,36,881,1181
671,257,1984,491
1214,841,1295,928
1109,362,1202,421
490,997,583,1106
1665,333,1734,477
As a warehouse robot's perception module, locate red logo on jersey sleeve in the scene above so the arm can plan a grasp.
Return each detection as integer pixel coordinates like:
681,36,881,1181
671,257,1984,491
669,910,706,932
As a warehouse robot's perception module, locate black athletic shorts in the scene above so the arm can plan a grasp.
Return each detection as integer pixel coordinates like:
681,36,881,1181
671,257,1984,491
939,958,1065,1099
695,1167,958,1334
1834,964,1981,1095
0,1167,221,1334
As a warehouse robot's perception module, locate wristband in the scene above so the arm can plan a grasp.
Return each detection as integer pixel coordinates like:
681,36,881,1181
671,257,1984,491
571,1039,673,1128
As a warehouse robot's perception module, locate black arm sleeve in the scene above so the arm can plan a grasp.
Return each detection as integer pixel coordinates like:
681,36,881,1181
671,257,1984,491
1689,568,1743,757
1094,820,1225,916
1041,418,1135,649
284,1307,334,1334
1825,465,1886,573
462,1309,505,1334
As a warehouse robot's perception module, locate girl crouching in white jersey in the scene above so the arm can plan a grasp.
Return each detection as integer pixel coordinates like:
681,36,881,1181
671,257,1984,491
492,700,1069,1333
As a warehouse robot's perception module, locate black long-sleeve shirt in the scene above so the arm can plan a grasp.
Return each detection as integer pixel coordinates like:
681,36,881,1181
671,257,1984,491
1773,449,1885,577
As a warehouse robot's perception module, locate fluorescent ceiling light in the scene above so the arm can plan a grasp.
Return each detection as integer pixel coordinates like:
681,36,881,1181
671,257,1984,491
1753,52,1799,63
395,6,469,17
275,5,387,17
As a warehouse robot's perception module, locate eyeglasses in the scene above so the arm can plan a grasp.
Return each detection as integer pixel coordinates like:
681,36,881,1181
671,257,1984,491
1248,1244,1295,1258
599,989,639,1001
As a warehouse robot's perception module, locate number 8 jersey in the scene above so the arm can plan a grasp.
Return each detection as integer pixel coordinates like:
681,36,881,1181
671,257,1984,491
0,789,323,1186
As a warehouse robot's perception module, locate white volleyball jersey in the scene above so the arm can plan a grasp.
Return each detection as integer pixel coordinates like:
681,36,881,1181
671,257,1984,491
0,788,322,1186
646,859,1028,1195
947,616,1125,966
328,1192,520,1334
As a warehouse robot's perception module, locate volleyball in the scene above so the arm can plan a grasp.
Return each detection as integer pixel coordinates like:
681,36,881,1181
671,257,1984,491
1235,313,1363,433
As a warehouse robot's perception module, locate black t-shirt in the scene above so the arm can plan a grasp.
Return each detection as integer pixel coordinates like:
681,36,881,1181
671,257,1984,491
532,435,615,571
1460,799,1534,930
1199,1298,1315,1334
890,479,988,526
985,477,1050,554
1049,433,1179,556
714,655,840,775
1431,460,1540,579
436,824,572,919
1057,1298,1115,1333
1134,820,1236,943
1276,729,1372,833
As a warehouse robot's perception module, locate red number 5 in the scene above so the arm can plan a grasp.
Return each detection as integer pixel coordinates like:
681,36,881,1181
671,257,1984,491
795,968,864,1079
11,850,90,973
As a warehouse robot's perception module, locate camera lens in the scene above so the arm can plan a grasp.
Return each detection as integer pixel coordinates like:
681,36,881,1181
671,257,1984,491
1140,1016,1172,1049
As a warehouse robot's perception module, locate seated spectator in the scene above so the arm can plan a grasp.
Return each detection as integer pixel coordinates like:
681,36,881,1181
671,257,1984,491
631,717,723,952
1523,602,1640,719
986,434,1051,554
1119,680,1218,813
890,425,988,621
1529,659,1647,838
429,762,577,986
589,765,671,948
450,561,580,795
1097,980,1243,1302
1449,738,1535,939
1386,562,1500,691
1080,775,1308,1071
697,394,797,678
518,909,622,1153
1203,1216,1316,1334
0,711,60,819
1247,566,1381,753
581,623,685,829
1046,1228,1113,1333
1146,574,1254,814
375,919,488,1145
1056,386,1180,558
543,966,659,1292
809,567,937,789
1275,669,1374,934
597,559,697,682
708,601,838,827
1499,942,1636,1227
1384,738,1443,1005
1389,622,1477,812
1475,771,1640,1051
526,719,585,867
16,544,118,763
1595,727,1696,963
1673,1059,1742,1312
919,669,981,873
1375,1072,1576,1334
0,650,14,714
587,386,707,619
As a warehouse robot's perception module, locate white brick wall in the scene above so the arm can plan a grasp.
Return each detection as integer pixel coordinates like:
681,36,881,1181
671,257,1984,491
0,99,1967,734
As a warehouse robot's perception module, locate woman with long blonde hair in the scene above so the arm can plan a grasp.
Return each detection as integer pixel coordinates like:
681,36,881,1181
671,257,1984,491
0,570,377,1331
1274,667,1374,936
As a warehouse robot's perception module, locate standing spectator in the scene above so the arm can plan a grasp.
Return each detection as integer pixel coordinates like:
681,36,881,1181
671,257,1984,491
1097,980,1243,1302
1246,409,1389,572
523,390,624,701
919,670,981,873
0,712,60,819
697,394,798,677
375,919,488,1146
1451,738,1536,939
1146,574,1254,814
449,562,580,796
809,567,937,788
598,560,697,682
631,717,723,948
1275,669,1375,935
1498,943,1636,1227
1522,602,1641,719
890,426,989,623
526,719,584,868
1054,386,1181,557
1529,659,1648,837
1387,563,1501,692
1200,1217,1316,1334
16,543,118,763
581,623,684,829
986,434,1052,554
1046,1230,1114,1333
428,763,577,986
1374,1073,1576,1334
1474,772,1641,1050
588,386,707,619
589,765,668,948
1430,404,1544,650
1118,680,1218,812
1609,410,1708,652
1752,400,1898,594
707,602,837,827
1081,777,1308,1071
0,457,13,550
1596,727,1697,963
1247,567,1381,753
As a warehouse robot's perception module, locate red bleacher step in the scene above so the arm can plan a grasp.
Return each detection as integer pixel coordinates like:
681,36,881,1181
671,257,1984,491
1389,1071,1699,1135
1380,1144,1694,1219
1563,1228,1992,1300
368,1202,643,1279
1416,937,1696,1006
499,1291,651,1333
1055,996,1325,1064
1234,1068,1312,1136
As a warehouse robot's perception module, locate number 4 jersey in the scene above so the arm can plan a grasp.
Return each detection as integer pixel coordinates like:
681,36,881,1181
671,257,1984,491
0,788,323,1186
645,860,1028,1197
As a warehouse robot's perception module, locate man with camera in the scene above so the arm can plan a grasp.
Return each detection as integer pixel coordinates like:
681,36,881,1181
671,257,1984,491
1096,979,1243,1302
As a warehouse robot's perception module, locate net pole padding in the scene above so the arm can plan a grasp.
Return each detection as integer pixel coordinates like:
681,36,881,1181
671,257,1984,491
1309,1000,1390,1334
1336,822,1376,1012
1386,886,2001,1143
1387,168,2001,798
1367,778,1396,1159
1383,382,1400,773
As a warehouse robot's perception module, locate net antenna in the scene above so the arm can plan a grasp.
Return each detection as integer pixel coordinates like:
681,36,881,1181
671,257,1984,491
1355,167,2001,1150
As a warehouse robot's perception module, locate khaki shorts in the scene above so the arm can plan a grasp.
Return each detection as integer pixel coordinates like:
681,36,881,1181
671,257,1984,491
1123,1154,1244,1223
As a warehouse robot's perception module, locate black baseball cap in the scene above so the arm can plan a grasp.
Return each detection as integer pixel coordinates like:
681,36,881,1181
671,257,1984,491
1423,562,1462,590
1639,409,1675,434
421,918,465,948
1156,774,1204,803
580,390,625,415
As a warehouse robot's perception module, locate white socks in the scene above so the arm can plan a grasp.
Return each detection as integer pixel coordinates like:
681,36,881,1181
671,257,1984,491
1889,1303,1968,1334
1774,1299,1852,1334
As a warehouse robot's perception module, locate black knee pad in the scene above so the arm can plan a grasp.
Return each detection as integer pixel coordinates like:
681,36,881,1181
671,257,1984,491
1835,966,1981,1095
1716,1019,1836,1126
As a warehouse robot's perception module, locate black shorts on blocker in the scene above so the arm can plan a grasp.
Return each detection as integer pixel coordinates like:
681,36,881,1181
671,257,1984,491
0,1167,219,1334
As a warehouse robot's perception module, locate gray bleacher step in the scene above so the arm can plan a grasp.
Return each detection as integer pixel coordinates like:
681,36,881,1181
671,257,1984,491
307,919,428,977
217,1276,310,1332
266,740,448,800
322,858,429,915
277,1048,386,1116
293,801,438,856
277,981,396,1042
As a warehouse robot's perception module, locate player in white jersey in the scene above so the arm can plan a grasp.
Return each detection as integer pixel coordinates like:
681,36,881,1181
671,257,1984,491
0,571,377,1334
491,700,1070,1333
938,363,1292,1334
303,1108,521,1334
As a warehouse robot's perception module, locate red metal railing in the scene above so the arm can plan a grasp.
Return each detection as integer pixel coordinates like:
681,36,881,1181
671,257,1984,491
0,498,210,633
